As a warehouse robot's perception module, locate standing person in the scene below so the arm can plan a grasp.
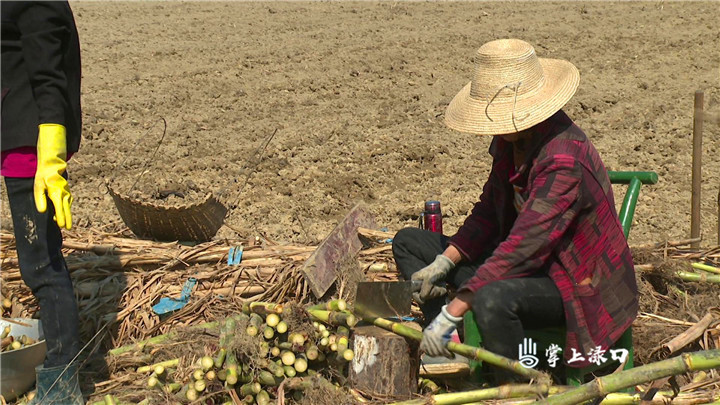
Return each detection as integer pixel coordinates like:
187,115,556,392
2,1,84,403
392,39,638,383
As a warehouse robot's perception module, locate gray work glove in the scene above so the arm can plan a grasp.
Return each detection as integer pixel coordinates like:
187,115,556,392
411,254,455,304
420,304,463,358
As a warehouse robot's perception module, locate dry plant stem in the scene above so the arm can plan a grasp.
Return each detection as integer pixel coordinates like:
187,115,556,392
659,313,715,358
543,349,720,405
389,384,551,405
357,227,395,240
365,316,546,381
677,271,720,283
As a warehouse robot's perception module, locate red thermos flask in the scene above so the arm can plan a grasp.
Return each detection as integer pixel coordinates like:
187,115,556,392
419,200,443,234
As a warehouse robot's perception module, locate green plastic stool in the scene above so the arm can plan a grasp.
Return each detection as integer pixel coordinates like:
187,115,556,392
461,171,657,384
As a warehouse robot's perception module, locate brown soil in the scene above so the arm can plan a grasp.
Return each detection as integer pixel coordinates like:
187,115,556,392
3,1,718,247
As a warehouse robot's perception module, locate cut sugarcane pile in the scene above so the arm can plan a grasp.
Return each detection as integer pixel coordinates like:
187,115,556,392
0,228,396,350
96,300,360,405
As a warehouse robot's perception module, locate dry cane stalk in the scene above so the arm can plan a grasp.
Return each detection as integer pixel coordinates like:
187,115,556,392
657,313,715,359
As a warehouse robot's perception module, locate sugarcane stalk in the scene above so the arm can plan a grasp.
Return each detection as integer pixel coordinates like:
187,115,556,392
263,326,275,340
2,298,12,310
258,370,283,386
163,382,182,394
136,358,179,374
294,355,308,373
247,313,263,336
256,390,271,405
340,348,354,361
225,366,239,386
277,341,293,351
147,375,160,389
1,336,13,350
259,341,270,357
307,299,348,312
206,370,217,381
1,325,11,339
270,346,281,357
544,349,720,404
419,378,442,394
691,262,720,274
305,344,319,360
178,384,199,402
308,309,357,327
677,270,720,283
599,391,718,404
284,365,297,377
281,350,296,366
276,321,288,334
200,355,214,371
239,369,253,384
209,347,225,368
266,313,280,328
288,332,307,346
194,379,207,392
258,359,285,378
392,384,550,404
103,394,117,405
365,316,546,381
242,302,284,316
108,321,218,356
153,365,166,379
335,326,351,362
239,381,262,396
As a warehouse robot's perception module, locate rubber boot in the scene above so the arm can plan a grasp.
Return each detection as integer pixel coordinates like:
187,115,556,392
29,363,84,405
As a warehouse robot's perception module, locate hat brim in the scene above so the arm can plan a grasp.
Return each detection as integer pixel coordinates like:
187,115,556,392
444,58,579,135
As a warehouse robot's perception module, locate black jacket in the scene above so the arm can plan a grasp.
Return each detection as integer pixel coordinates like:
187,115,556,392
1,1,82,153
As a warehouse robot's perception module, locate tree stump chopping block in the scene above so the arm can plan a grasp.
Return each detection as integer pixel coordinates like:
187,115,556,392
349,324,420,398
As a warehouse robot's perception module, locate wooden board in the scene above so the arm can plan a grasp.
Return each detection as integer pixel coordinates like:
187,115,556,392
301,202,376,298
349,325,420,398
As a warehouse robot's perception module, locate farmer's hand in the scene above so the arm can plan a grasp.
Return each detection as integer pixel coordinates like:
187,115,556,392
34,124,72,229
420,305,462,358
411,254,455,304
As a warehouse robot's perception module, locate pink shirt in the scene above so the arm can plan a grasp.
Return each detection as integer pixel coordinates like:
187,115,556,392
0,146,73,178
1,146,38,178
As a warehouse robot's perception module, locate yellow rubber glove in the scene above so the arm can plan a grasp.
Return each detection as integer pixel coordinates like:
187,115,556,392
34,124,72,229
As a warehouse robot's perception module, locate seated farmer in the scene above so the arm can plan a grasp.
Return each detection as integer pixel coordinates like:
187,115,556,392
392,38,638,382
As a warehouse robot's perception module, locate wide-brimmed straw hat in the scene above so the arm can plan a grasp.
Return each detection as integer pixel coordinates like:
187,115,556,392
444,39,579,135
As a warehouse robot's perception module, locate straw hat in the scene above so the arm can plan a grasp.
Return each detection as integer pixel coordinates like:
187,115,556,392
444,39,579,135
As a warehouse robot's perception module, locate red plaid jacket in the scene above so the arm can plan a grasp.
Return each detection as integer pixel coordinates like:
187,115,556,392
450,111,638,367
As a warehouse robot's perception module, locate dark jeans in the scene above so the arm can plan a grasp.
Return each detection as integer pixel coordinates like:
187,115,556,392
4,177,80,367
392,227,565,382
